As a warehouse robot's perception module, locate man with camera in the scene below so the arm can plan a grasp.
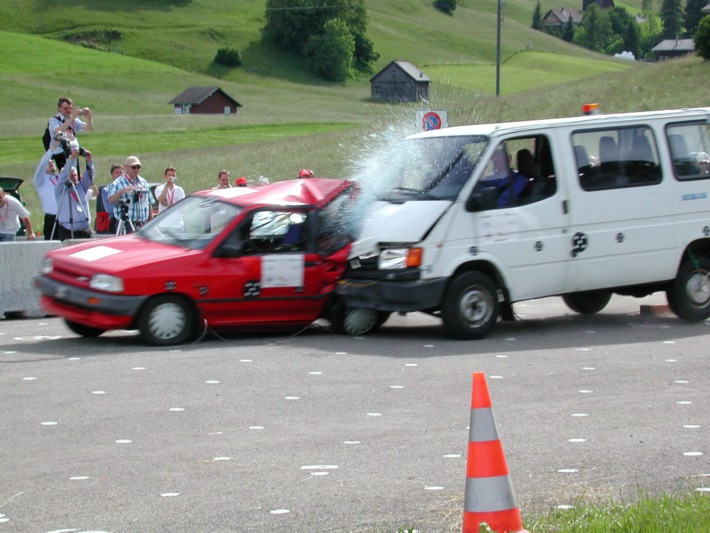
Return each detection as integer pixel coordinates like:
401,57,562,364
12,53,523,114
33,140,61,240
155,166,185,214
53,147,95,241
107,156,154,234
47,97,93,170
0,187,36,242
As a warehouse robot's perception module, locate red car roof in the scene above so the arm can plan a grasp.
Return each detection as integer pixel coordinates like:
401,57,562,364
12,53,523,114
198,178,352,208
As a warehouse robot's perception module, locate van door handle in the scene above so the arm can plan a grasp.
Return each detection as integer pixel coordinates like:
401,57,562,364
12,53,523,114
562,200,569,214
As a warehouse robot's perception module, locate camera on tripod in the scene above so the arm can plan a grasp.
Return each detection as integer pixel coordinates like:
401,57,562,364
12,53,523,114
55,132,88,158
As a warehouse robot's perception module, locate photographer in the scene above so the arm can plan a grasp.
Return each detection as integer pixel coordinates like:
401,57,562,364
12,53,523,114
155,166,185,213
107,156,154,234
33,139,60,240
48,97,93,170
53,148,95,241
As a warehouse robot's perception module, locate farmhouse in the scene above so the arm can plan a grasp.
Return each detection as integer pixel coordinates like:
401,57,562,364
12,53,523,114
651,39,695,61
169,86,242,115
370,60,429,103
542,7,583,30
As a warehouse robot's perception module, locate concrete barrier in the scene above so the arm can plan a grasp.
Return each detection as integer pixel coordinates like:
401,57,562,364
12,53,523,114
0,240,62,318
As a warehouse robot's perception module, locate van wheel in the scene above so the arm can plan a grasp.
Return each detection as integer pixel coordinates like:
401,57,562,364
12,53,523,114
667,257,710,322
562,291,612,315
64,319,106,338
441,272,499,339
138,295,195,346
330,305,389,336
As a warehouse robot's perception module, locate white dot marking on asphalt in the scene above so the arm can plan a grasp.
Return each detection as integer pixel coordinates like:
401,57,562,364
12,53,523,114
683,425,701,429
160,492,180,497
249,426,265,430
23,376,37,381
568,438,587,443
390,385,404,389
91,391,106,395
343,440,361,445
683,451,704,457
301,465,338,470
41,421,58,426
205,380,220,384
169,407,185,412
674,380,689,384
132,367,146,370
557,504,575,509
115,439,132,444
558,468,579,473
578,390,593,394
443,454,462,458
425,486,444,490
70,476,89,481
405,363,418,367
213,457,230,461
367,412,382,417
571,413,589,417
284,396,300,400
677,401,692,405
270,509,290,514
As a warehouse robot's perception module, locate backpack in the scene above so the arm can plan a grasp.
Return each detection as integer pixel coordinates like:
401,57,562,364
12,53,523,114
42,125,52,150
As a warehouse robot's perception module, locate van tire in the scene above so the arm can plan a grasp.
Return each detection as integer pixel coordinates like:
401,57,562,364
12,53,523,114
65,319,106,338
667,257,710,322
562,291,612,315
138,295,195,346
441,272,499,339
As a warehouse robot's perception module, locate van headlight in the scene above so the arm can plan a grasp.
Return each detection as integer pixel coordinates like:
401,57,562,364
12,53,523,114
90,274,124,293
40,258,53,274
379,247,423,269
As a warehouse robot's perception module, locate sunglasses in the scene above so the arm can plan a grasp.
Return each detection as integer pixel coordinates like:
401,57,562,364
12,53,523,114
130,165,141,169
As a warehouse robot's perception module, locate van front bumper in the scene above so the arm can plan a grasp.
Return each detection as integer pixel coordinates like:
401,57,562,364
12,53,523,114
336,277,447,312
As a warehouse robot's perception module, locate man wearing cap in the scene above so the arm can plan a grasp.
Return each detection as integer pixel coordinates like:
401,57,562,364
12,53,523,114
106,156,154,234
236,177,248,187
696,152,710,175
298,169,314,179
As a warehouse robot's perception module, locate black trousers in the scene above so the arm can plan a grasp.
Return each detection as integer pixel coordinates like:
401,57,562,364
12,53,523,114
56,226,93,242
43,214,57,240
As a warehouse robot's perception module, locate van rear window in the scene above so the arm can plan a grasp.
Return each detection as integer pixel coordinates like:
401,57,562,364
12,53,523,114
665,122,710,180
572,126,661,191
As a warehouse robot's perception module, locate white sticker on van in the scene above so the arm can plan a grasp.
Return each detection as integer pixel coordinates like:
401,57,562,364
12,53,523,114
69,245,122,262
479,212,519,243
262,254,304,288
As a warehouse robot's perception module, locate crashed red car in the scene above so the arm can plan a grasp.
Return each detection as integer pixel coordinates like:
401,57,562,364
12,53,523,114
35,178,388,345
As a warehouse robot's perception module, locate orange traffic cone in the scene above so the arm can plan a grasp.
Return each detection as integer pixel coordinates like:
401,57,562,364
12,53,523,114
463,372,529,533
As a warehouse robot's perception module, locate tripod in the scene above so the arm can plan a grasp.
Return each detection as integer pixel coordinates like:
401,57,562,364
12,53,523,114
115,202,136,236
51,180,94,241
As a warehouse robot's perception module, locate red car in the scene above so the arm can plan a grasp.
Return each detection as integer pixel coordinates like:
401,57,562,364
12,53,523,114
35,179,388,345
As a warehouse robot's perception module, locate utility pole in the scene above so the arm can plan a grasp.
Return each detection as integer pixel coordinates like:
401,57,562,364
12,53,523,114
496,0,501,97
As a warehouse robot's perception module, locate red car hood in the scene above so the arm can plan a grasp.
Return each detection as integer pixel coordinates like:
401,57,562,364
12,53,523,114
48,235,200,274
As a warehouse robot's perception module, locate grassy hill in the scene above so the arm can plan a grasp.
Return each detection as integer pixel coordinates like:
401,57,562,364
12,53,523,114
0,0,707,228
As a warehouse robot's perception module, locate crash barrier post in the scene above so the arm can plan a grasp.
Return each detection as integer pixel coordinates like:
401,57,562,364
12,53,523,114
463,372,529,533
0,240,62,318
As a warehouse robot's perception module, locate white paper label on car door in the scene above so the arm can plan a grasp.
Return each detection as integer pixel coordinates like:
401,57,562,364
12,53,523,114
478,211,519,243
261,254,304,288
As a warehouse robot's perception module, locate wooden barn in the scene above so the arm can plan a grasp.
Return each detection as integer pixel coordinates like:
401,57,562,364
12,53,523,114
370,60,430,103
169,86,242,115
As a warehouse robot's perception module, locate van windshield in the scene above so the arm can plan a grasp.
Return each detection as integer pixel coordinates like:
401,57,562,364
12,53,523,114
139,196,242,250
379,135,488,201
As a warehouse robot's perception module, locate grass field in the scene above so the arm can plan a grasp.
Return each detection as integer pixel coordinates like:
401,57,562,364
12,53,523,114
0,2,708,528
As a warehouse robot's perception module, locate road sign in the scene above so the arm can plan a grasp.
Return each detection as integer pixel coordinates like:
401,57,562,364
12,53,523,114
416,110,448,132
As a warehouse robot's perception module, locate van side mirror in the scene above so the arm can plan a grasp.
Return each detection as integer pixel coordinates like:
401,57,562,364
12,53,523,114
466,186,498,212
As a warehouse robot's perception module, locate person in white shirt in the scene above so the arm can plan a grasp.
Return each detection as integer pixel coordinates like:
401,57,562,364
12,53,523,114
0,187,36,241
32,142,60,240
155,167,186,214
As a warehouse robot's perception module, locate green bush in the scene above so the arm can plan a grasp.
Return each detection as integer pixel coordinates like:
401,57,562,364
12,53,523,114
695,17,710,60
214,47,241,68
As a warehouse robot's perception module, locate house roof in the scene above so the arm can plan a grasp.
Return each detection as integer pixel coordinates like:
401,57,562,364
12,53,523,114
370,60,430,83
169,86,242,107
651,39,695,53
701,2,710,14
543,7,583,24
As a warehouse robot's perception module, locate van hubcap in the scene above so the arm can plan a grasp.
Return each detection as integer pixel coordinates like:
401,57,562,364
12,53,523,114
687,270,710,307
460,288,494,326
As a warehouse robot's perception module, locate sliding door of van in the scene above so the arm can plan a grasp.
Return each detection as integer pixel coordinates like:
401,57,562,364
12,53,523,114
463,134,571,301
565,125,672,291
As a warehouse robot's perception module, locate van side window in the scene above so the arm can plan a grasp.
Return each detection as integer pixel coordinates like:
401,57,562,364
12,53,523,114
666,122,710,179
573,126,662,191
475,135,557,209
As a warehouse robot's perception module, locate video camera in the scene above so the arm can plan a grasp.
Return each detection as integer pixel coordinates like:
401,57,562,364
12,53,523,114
55,132,88,158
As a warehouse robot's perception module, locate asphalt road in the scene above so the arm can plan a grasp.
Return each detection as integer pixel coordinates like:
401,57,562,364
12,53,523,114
1,294,708,532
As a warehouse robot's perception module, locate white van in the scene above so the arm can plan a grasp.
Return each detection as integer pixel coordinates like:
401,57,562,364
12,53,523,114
337,107,710,338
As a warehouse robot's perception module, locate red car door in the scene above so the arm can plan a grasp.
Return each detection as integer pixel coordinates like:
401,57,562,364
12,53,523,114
198,209,331,328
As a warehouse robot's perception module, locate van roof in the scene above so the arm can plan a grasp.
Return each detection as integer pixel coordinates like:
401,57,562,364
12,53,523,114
406,107,710,140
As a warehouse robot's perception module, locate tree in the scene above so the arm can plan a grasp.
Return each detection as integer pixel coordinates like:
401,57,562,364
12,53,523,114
659,0,683,40
684,0,706,37
532,1,543,30
263,0,378,77
695,16,710,60
435,0,457,14
607,7,640,57
562,14,575,42
574,4,612,52
304,18,355,81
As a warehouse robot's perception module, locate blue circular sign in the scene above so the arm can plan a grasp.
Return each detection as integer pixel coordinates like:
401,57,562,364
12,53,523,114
422,111,442,131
